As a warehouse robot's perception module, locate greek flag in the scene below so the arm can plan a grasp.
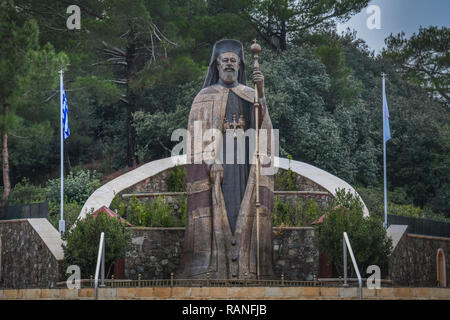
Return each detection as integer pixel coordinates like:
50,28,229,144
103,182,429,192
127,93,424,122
61,82,70,140
382,76,391,142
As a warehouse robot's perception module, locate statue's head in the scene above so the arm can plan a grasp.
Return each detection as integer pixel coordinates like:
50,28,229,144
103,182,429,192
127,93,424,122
216,52,240,85
202,39,246,88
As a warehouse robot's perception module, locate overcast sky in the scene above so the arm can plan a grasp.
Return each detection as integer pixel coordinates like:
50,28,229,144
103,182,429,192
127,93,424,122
336,0,450,54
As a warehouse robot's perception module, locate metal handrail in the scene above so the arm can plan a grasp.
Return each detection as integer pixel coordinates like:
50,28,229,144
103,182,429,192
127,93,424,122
94,232,105,300
343,232,362,300
56,276,395,289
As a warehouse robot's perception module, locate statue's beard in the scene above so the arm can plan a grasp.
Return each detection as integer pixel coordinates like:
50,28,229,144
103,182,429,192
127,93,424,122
218,68,238,84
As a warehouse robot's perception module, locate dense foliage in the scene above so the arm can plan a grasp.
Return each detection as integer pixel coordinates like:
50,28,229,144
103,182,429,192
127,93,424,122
313,189,393,277
0,3,68,206
384,26,449,106
167,165,187,192
0,1,448,221
62,211,131,279
45,170,101,204
110,195,187,228
274,168,297,191
6,169,101,230
273,196,323,227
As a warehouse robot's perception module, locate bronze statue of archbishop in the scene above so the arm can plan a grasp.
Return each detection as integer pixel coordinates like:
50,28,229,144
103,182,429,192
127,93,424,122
178,39,275,280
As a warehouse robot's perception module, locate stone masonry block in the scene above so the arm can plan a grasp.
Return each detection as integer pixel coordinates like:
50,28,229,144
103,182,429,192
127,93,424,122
41,289,61,299
21,289,41,299
339,287,358,299
135,287,154,298
320,287,339,298
117,288,136,299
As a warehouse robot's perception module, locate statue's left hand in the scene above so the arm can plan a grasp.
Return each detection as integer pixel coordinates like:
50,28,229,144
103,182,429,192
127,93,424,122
253,70,264,99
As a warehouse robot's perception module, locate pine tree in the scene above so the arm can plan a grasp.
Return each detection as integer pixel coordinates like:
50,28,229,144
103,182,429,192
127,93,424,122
0,3,68,208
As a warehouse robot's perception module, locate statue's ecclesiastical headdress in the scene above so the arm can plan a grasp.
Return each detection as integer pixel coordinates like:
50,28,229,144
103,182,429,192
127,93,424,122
202,39,247,88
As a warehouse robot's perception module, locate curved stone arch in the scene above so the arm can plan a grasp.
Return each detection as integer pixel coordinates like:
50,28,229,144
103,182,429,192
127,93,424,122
76,155,369,226
276,157,369,216
77,155,186,224
437,248,447,287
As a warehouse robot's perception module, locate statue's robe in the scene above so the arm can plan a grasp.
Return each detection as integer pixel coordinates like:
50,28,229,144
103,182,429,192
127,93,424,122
178,83,275,280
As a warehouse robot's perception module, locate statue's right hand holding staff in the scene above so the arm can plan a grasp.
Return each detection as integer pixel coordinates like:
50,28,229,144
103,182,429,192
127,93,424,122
253,70,265,100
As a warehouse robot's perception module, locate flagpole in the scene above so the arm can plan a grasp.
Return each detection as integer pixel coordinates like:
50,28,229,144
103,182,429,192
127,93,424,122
382,73,388,229
59,70,65,234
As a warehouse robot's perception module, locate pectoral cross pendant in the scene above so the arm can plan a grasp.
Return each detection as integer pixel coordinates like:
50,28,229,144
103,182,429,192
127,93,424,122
223,113,246,138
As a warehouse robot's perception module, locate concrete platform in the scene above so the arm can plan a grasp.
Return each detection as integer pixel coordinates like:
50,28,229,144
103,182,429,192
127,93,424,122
1,287,449,300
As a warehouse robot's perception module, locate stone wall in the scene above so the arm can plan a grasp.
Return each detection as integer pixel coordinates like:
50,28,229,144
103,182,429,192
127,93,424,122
274,192,332,211
0,219,62,289
272,227,318,281
125,227,319,281
125,227,185,280
279,168,328,192
121,168,172,194
389,233,450,287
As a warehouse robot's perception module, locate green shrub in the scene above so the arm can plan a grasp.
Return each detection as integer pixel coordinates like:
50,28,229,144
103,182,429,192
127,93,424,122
178,195,187,227
167,165,186,192
48,201,82,231
355,186,383,217
332,188,365,213
295,199,323,226
389,188,412,205
273,196,293,226
273,196,325,227
313,189,392,277
46,169,102,204
357,186,450,222
125,196,174,227
274,168,297,191
8,178,46,205
388,204,450,222
110,194,185,227
125,196,148,226
110,194,126,217
62,211,131,279
149,196,174,227
387,203,421,218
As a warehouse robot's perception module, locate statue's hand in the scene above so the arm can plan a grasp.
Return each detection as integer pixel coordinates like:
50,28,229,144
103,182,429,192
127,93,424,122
209,163,224,184
253,70,264,98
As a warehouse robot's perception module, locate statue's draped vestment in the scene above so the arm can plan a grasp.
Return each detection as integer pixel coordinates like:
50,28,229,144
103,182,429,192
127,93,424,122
178,83,275,279
222,89,251,234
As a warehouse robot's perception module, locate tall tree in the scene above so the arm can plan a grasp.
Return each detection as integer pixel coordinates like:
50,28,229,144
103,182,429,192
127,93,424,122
384,26,450,106
315,36,361,112
83,0,179,167
241,0,370,51
15,0,178,168
0,3,68,207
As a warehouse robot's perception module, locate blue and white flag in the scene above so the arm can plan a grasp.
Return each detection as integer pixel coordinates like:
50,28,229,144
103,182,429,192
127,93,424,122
382,75,391,228
61,82,70,140
382,77,391,142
